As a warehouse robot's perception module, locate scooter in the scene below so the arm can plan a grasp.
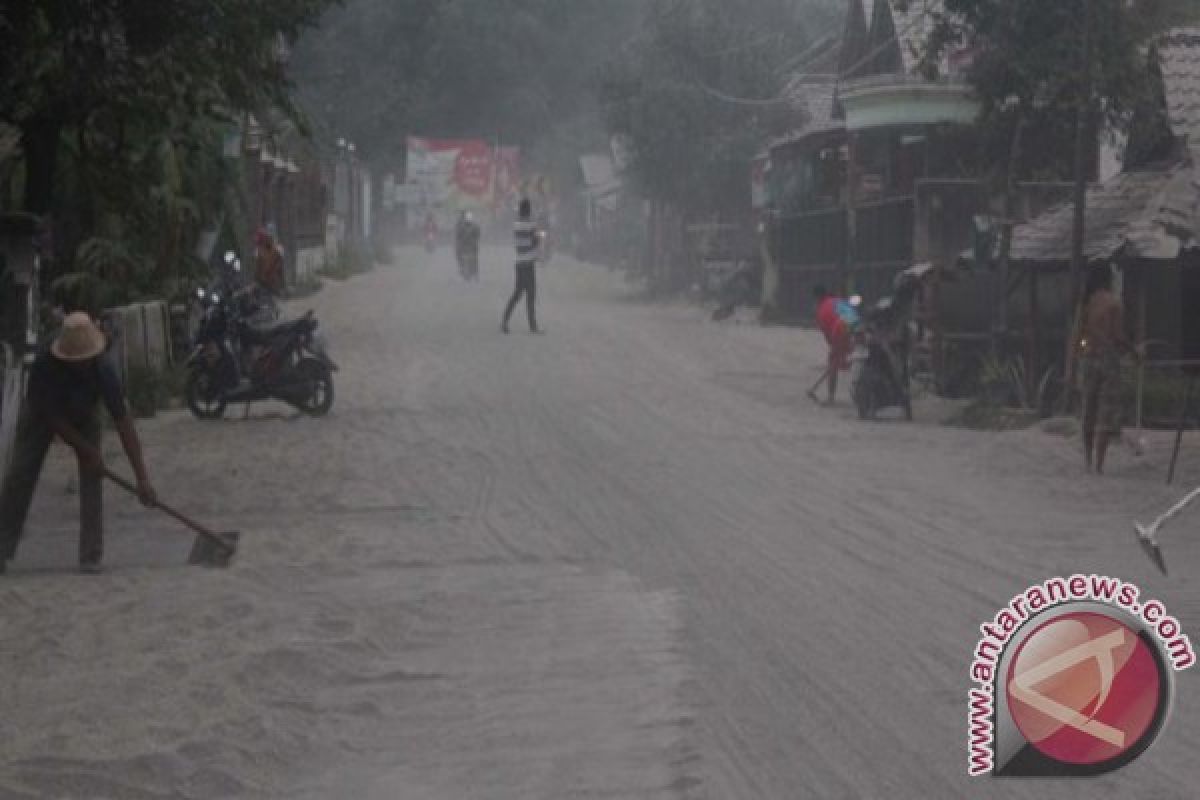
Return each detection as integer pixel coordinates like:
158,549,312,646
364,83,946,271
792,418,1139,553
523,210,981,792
849,307,913,421
184,287,336,419
850,275,920,421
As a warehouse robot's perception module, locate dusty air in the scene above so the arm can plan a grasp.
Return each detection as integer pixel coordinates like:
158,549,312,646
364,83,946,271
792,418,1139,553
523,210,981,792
1,0,1198,796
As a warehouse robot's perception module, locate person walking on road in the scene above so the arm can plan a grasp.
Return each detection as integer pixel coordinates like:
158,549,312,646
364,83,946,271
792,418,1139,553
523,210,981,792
0,312,157,575
502,197,542,334
811,285,859,406
1077,265,1140,474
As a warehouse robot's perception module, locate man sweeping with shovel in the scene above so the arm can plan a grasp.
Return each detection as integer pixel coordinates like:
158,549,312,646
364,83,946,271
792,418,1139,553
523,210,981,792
0,312,156,575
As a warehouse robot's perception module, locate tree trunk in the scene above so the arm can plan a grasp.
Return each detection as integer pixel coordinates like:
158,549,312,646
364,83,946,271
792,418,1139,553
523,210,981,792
992,112,1027,359
20,117,62,215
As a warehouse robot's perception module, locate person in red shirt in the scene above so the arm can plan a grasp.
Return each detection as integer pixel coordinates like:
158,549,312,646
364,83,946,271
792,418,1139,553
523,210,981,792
811,284,859,406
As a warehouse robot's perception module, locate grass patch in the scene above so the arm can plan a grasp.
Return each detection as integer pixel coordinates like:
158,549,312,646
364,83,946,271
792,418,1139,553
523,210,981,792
944,400,1042,431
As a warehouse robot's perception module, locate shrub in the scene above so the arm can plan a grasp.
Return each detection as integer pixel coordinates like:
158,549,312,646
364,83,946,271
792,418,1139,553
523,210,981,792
124,365,164,419
318,244,370,281
123,363,188,418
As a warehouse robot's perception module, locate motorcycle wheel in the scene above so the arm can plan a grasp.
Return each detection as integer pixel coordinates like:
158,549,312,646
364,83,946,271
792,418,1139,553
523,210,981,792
185,370,227,420
295,358,335,417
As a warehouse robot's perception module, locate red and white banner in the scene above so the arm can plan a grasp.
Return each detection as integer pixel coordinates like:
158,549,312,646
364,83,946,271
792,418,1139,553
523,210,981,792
405,137,522,227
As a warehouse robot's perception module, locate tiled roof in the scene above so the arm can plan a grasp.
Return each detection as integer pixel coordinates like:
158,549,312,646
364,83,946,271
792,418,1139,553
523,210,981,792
988,30,1200,266
783,76,841,130
1006,163,1199,264
771,78,844,149
1160,28,1200,154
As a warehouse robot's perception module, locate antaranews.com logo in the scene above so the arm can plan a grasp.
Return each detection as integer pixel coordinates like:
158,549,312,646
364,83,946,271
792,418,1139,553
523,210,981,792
968,574,1194,777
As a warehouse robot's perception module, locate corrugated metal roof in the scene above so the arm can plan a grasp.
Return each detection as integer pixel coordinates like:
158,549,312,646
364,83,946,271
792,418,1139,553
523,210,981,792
1006,163,1198,265
1160,28,1200,154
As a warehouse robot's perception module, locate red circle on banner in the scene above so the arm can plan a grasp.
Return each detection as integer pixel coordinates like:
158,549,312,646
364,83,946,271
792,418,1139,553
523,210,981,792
1005,611,1163,766
454,142,493,197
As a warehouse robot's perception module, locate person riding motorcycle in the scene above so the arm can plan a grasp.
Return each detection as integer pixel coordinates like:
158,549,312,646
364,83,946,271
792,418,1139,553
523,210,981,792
424,212,438,252
455,211,481,278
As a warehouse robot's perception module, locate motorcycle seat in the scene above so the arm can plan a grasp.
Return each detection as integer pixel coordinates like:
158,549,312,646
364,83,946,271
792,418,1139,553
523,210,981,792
242,312,314,344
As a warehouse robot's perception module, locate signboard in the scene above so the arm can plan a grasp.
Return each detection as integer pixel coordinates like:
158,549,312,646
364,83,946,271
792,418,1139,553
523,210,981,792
405,137,524,227
406,137,494,224
859,173,883,199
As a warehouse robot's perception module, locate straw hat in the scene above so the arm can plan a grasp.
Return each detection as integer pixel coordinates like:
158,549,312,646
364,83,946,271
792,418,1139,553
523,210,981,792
50,312,106,362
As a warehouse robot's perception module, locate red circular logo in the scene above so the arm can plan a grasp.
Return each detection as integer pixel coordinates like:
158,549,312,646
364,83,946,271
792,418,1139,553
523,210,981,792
1005,611,1164,766
454,143,493,197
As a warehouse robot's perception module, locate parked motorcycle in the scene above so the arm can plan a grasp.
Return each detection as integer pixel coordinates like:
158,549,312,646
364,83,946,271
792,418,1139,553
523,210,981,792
184,287,336,419
849,274,920,421
710,258,761,321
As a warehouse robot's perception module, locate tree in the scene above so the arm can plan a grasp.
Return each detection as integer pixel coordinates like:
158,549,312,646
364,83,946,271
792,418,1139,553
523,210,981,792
0,0,337,305
600,0,839,218
915,0,1187,371
291,0,646,168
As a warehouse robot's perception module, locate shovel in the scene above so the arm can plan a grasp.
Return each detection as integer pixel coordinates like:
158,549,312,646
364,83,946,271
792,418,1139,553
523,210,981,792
806,367,830,404
103,467,239,567
1134,485,1200,577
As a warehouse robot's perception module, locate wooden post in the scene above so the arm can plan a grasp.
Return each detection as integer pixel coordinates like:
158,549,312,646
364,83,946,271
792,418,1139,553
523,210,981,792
1136,268,1148,431
1063,0,1094,411
842,133,858,297
1028,266,1040,404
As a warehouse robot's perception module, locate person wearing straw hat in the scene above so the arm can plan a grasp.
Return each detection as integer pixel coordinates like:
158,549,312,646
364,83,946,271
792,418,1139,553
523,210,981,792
0,312,157,575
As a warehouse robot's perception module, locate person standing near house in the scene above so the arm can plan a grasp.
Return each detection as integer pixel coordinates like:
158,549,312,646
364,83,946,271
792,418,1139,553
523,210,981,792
0,312,157,575
501,197,542,334
811,284,859,405
1077,265,1140,474
254,226,285,296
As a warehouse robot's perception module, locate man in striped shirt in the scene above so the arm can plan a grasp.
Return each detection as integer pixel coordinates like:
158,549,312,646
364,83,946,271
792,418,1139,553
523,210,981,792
502,197,542,333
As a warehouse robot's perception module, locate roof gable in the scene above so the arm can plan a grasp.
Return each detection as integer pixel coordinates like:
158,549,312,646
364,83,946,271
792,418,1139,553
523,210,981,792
839,0,873,75
854,0,945,78
888,0,943,74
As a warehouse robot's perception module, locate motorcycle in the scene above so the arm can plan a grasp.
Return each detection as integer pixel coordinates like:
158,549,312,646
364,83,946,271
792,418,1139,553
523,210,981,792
457,246,479,281
424,228,437,254
709,258,761,322
184,286,336,420
455,220,481,281
849,275,920,421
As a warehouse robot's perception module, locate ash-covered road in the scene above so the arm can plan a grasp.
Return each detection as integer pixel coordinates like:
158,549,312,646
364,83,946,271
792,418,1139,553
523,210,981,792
2,246,1197,799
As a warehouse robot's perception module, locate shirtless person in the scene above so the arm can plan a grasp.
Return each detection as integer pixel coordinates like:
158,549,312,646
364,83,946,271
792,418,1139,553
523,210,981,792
1077,266,1140,474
